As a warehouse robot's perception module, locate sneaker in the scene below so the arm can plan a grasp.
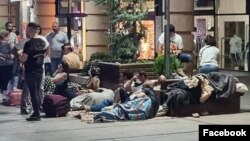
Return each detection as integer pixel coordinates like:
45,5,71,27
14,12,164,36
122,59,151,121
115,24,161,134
156,107,168,117
26,113,41,121
26,116,41,121
192,113,200,118
20,109,29,115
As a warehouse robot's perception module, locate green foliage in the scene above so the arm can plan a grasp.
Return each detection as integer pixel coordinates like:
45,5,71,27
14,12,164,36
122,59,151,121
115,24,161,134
89,52,117,62
153,55,183,75
0,22,5,31
153,55,165,75
92,0,148,61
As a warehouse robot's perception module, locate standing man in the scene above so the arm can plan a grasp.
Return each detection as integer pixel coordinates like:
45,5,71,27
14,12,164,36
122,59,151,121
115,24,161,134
5,21,18,49
19,22,47,121
157,24,192,63
46,22,69,74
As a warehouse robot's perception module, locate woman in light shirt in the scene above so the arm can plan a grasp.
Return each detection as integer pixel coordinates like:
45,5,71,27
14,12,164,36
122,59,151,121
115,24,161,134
198,35,220,74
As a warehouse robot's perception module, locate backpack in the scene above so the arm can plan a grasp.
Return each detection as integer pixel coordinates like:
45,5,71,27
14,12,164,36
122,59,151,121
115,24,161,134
42,95,70,117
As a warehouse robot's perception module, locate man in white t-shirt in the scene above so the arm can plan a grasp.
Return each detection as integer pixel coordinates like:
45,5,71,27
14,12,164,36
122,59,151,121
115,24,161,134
229,34,242,70
157,24,192,63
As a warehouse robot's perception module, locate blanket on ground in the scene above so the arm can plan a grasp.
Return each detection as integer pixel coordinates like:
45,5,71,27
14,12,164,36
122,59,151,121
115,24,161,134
93,88,159,122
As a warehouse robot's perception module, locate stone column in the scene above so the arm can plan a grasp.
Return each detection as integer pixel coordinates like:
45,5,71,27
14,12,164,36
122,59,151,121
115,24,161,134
170,0,194,75
34,0,56,35
170,0,194,52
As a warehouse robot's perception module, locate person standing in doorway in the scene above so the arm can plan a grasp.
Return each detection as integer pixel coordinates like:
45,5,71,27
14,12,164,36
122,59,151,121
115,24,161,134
46,22,69,74
19,22,47,121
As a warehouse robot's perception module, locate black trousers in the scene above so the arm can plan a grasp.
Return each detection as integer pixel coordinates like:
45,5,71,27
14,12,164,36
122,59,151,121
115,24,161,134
25,72,43,116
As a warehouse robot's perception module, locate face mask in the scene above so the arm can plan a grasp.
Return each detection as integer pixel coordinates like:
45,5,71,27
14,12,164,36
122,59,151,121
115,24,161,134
135,79,142,84
134,79,142,87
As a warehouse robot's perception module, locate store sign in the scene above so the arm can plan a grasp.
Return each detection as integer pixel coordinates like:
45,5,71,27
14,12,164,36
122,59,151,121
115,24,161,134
196,18,207,38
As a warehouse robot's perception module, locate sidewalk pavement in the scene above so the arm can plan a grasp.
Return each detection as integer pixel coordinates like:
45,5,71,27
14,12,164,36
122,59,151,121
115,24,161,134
0,77,249,141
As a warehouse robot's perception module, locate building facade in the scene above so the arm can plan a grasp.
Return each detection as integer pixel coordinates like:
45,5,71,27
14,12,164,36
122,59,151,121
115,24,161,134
1,0,249,72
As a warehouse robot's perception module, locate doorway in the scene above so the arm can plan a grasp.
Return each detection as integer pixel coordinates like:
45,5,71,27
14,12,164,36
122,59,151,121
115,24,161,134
223,22,245,70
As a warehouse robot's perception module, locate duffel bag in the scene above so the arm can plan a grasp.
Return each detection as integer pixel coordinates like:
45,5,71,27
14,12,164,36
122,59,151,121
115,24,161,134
42,94,70,117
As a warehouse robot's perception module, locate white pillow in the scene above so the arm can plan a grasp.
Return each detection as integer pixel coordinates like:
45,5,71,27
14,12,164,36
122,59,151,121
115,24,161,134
236,83,248,94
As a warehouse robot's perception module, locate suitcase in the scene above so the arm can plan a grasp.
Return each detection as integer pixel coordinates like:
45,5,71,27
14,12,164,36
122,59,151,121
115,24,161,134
3,89,22,106
42,94,70,117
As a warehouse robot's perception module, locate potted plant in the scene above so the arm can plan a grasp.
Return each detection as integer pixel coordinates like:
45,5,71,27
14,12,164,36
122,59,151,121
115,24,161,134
153,54,183,76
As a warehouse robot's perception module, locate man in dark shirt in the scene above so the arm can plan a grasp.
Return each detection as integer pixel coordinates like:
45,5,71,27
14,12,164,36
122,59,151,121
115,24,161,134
19,22,47,121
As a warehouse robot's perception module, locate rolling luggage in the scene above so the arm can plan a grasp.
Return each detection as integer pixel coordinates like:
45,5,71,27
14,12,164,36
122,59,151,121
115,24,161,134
42,94,70,117
3,89,22,106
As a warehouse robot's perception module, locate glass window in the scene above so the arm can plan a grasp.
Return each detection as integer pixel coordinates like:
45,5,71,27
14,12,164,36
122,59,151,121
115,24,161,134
194,16,215,67
216,0,246,14
217,15,249,71
146,0,155,12
194,0,214,10
57,0,85,15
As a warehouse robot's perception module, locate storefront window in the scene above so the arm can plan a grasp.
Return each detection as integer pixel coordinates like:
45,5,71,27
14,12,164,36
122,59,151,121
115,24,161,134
194,0,250,72
216,0,246,14
56,0,86,16
138,20,155,59
56,0,87,62
146,0,155,12
217,15,249,71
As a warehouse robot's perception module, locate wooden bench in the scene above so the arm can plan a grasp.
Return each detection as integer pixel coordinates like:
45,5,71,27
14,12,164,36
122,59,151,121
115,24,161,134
159,79,241,117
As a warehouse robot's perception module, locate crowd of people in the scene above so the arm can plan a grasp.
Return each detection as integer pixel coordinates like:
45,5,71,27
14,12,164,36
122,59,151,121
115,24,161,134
0,21,82,121
0,21,248,123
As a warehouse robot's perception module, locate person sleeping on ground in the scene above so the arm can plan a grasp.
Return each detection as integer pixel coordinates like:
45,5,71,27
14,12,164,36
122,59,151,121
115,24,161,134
156,72,248,117
70,70,166,112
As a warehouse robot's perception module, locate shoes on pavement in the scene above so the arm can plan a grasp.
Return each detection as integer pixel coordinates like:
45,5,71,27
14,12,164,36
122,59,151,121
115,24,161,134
20,109,29,115
156,106,168,117
192,113,200,118
26,113,41,121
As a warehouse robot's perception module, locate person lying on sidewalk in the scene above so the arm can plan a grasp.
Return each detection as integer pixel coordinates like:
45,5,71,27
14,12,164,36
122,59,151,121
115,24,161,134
78,88,160,123
73,70,166,112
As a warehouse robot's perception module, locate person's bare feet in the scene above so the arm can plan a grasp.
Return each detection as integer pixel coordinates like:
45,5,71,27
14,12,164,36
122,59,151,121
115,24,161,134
84,105,91,112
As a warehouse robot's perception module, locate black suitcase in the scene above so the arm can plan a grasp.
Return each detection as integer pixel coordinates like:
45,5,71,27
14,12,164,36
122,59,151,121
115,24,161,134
42,94,70,117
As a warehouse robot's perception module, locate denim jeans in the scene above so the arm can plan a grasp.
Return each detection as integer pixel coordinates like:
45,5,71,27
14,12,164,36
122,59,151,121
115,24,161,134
178,53,192,63
6,76,19,94
198,65,219,74
51,58,62,74
90,99,113,112
25,72,43,115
